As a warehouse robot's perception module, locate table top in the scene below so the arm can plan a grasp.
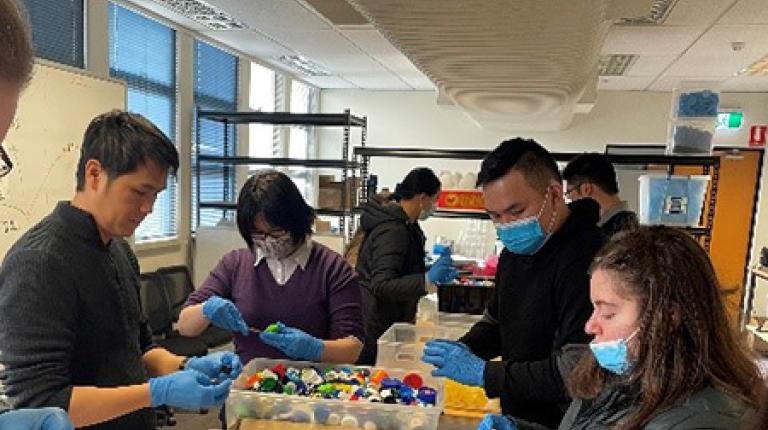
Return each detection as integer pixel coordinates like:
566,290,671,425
233,415,482,430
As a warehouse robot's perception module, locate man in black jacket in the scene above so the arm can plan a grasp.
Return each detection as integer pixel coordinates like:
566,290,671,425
563,152,639,238
422,138,603,428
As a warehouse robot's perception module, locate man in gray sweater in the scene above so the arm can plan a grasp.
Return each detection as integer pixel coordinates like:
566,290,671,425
0,110,239,429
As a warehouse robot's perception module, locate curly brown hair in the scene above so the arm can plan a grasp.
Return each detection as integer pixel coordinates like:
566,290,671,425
0,0,34,86
568,226,761,429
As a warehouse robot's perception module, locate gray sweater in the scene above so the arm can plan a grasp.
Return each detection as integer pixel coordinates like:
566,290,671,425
0,202,157,429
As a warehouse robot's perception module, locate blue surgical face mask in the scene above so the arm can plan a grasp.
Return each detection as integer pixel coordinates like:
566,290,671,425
495,192,553,255
589,329,639,375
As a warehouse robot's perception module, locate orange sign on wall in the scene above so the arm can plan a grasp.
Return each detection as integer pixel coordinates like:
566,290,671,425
437,190,485,211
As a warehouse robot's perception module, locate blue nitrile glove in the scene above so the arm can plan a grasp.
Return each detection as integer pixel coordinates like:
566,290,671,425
0,408,74,430
427,255,459,284
422,339,486,387
202,296,249,336
184,351,243,382
149,369,232,409
259,321,324,361
477,414,518,430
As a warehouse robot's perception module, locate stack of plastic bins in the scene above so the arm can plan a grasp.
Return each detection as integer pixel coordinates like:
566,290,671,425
227,357,443,430
667,83,720,155
637,174,710,226
376,322,500,418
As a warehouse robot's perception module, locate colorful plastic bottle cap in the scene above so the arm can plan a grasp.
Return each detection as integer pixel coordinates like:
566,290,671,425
417,387,437,405
370,369,389,385
402,372,423,389
380,378,400,390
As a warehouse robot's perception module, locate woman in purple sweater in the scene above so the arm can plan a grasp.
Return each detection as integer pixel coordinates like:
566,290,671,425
177,170,364,366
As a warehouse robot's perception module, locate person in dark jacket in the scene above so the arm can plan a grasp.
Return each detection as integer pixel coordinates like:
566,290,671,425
422,138,603,428
356,167,458,365
562,152,639,238
479,226,761,430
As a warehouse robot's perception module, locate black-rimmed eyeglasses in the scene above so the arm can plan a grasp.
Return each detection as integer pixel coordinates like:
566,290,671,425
0,145,13,178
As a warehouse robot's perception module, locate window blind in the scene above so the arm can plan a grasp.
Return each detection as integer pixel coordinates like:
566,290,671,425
109,2,178,241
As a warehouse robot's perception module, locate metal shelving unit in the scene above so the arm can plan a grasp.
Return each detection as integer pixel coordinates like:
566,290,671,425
353,146,721,250
196,109,367,238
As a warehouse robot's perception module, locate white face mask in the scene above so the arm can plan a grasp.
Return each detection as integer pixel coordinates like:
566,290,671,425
252,233,296,259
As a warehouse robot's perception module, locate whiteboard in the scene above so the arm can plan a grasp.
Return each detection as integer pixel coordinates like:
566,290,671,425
0,61,126,258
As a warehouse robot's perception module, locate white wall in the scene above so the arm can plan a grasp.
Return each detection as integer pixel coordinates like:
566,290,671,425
320,89,768,268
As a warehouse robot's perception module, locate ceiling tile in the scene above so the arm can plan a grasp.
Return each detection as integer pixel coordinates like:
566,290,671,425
721,75,768,91
647,75,721,91
663,0,738,26
625,55,678,76
602,25,701,55
208,0,332,32
597,76,656,90
663,24,768,76
720,0,768,24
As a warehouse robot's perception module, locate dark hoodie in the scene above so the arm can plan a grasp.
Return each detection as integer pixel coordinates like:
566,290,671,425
355,199,427,365
460,198,604,429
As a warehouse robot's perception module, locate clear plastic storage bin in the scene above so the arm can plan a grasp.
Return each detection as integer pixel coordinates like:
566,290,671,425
671,82,720,119
667,117,716,155
228,357,442,430
638,174,710,226
376,323,500,417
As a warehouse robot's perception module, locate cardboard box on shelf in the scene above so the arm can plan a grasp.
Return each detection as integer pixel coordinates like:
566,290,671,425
313,219,331,234
319,174,336,187
317,177,361,210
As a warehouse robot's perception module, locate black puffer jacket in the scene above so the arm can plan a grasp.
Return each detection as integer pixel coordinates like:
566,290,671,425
355,199,427,365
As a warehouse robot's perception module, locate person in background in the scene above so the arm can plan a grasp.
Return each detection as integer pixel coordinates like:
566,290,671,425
562,152,639,238
478,226,761,430
0,111,238,430
355,167,458,365
178,170,364,366
422,139,603,428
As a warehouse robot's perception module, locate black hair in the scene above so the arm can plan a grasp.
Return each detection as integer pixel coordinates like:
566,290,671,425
392,167,440,201
76,110,179,190
476,138,561,192
237,170,315,247
562,152,620,195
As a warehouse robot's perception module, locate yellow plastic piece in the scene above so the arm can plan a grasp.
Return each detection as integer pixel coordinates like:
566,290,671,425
443,379,501,417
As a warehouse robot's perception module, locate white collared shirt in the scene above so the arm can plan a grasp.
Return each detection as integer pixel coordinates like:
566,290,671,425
254,239,313,286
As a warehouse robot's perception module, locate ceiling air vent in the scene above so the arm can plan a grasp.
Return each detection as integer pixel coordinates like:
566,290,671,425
599,54,637,76
151,0,246,30
618,0,679,25
276,55,331,77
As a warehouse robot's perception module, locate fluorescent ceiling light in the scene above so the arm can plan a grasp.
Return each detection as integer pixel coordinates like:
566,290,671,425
277,55,331,77
598,54,637,76
738,55,768,77
151,0,247,30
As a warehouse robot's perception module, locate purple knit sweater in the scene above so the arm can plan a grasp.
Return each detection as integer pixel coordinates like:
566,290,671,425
185,242,364,364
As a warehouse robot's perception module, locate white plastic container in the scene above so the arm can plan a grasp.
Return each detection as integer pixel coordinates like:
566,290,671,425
228,357,443,430
667,117,716,155
376,322,499,417
638,174,710,226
